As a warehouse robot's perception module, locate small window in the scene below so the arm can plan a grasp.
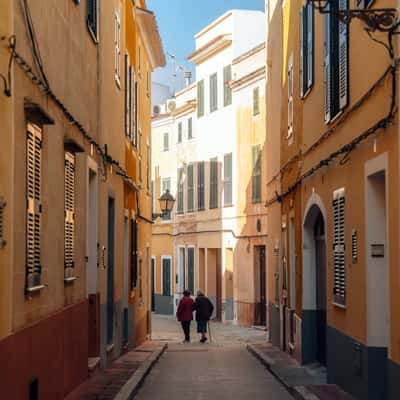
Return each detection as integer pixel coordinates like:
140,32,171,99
223,65,232,107
210,73,218,113
253,87,260,116
197,80,204,117
163,132,169,151
87,0,98,41
188,118,193,139
178,122,182,143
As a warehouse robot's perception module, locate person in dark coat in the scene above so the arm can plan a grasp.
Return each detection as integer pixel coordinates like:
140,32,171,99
193,290,214,343
176,289,194,342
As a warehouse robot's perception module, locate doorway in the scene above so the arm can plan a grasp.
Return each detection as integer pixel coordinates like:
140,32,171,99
107,197,115,346
302,201,327,366
123,216,129,345
254,245,267,326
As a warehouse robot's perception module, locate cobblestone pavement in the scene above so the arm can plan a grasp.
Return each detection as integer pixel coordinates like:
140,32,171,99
134,314,293,399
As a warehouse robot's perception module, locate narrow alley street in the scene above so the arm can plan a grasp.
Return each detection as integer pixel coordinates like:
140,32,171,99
134,315,293,400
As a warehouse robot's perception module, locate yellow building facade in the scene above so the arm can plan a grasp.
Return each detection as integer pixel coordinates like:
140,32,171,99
265,0,399,398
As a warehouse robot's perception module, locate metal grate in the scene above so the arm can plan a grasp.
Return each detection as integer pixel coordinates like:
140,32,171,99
64,152,75,278
351,229,358,263
333,188,346,305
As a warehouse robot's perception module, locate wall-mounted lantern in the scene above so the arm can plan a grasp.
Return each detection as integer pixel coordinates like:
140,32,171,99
152,190,175,220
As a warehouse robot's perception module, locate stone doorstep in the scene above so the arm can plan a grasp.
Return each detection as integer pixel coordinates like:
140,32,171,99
247,344,353,400
113,343,167,400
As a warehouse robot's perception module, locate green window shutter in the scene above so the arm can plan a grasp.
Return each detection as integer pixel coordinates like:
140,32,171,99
178,122,182,143
188,118,193,139
253,87,260,116
252,145,262,203
197,161,205,210
187,164,194,212
125,54,130,136
177,168,184,214
162,258,171,296
223,65,232,107
223,153,232,206
210,73,218,112
163,132,169,151
338,0,349,111
209,158,218,209
64,152,76,279
323,5,332,123
333,188,346,305
188,248,195,295
197,80,204,117
26,124,42,289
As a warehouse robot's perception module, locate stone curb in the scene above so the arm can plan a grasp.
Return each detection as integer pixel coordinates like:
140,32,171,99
114,343,168,400
246,344,307,400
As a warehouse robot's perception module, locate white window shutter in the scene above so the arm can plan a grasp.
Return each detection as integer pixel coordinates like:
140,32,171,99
338,0,349,110
324,8,331,123
64,152,75,278
26,124,42,289
333,188,346,305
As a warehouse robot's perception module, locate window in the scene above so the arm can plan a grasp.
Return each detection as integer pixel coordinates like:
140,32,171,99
188,118,193,139
178,122,182,143
223,65,232,106
287,55,294,139
125,54,130,137
131,219,137,288
177,168,184,214
209,157,218,209
26,124,42,290
133,80,139,147
197,161,205,211
64,152,76,279
146,145,150,192
356,0,374,9
163,132,169,151
125,57,136,143
188,248,195,295
197,80,204,117
252,145,262,203
253,87,260,116
152,180,155,214
162,257,171,296
139,156,142,184
161,178,171,220
138,258,143,301
114,12,121,83
187,164,194,212
87,0,98,40
210,73,218,112
333,188,346,306
224,153,232,206
324,0,349,123
300,1,314,97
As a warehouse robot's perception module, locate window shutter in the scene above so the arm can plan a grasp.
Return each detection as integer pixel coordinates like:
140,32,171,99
324,6,331,123
333,188,346,305
223,65,232,107
177,168,184,214
129,65,134,140
115,13,121,80
131,219,137,289
87,0,98,38
64,152,75,278
224,153,232,206
338,0,349,111
253,87,260,116
26,124,42,289
252,145,262,203
307,2,314,89
188,118,193,139
197,162,205,210
178,122,182,143
197,80,204,117
209,158,218,209
300,6,305,98
187,164,194,212
162,258,171,296
210,73,218,113
163,132,169,151
188,248,195,294
134,80,139,147
287,57,294,138
125,54,130,136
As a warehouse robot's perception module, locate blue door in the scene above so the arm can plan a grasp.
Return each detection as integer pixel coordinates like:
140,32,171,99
107,197,115,345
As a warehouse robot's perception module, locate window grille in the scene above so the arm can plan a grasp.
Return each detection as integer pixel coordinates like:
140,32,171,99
333,188,346,305
26,124,42,290
64,152,76,279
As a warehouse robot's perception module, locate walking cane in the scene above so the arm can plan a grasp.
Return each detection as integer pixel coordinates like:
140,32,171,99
208,320,212,343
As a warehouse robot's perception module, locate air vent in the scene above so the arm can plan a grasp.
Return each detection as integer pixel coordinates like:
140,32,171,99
153,105,161,115
0,197,6,249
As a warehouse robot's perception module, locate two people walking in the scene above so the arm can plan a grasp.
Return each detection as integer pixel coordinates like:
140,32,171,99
176,290,214,343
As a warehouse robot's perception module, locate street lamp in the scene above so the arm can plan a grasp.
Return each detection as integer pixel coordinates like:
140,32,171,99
152,189,175,220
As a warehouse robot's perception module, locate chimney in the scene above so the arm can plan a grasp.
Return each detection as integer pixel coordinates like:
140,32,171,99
184,71,192,87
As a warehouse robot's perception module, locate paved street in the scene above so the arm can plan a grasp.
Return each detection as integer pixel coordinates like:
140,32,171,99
134,315,293,399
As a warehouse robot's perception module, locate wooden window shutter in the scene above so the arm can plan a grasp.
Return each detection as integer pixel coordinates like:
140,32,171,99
197,161,205,211
210,73,218,113
300,6,306,98
162,258,171,296
333,188,346,305
131,219,137,288
197,80,204,117
134,80,139,147
223,65,232,107
125,54,130,137
224,153,232,206
64,152,75,278
26,124,42,289
178,122,182,143
324,6,332,123
252,145,262,203
209,158,218,209
187,164,194,212
115,13,121,81
338,0,349,111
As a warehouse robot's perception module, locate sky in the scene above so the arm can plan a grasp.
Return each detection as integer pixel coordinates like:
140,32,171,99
147,0,265,93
